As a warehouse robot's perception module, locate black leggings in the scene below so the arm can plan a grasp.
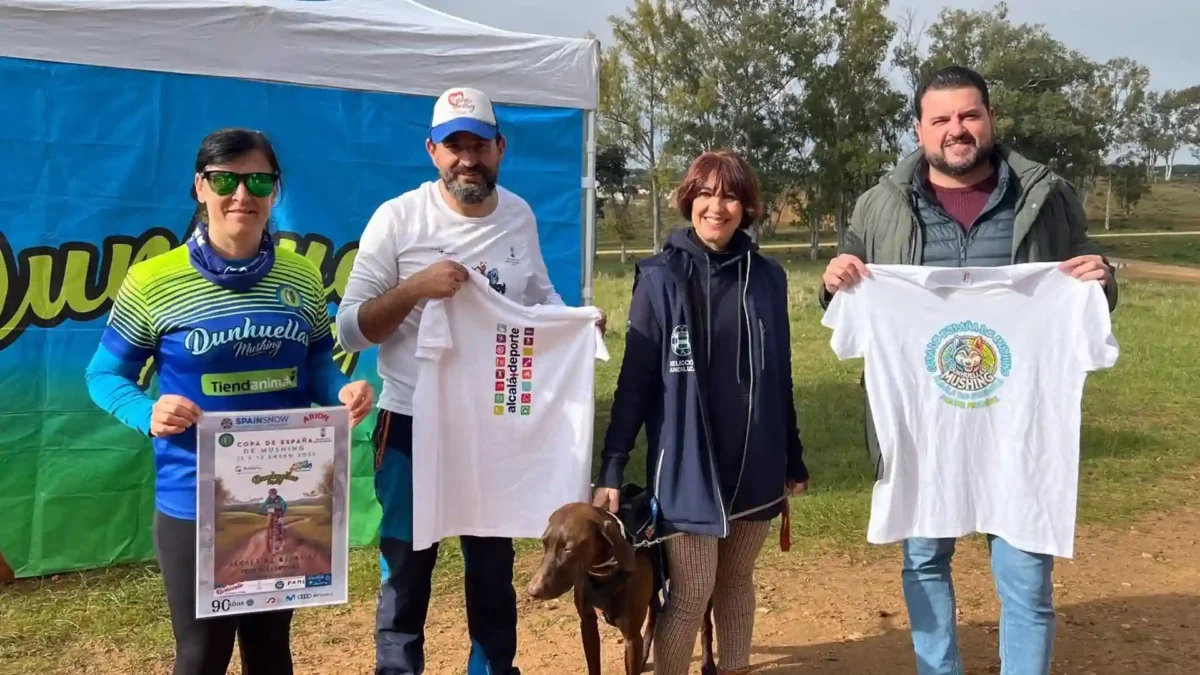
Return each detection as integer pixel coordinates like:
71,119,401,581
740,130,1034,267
154,511,295,675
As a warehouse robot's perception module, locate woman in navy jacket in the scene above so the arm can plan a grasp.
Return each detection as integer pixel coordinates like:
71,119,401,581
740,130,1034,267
593,150,808,675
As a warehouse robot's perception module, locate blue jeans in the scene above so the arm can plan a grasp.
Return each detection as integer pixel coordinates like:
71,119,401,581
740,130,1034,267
902,536,1055,675
372,411,519,675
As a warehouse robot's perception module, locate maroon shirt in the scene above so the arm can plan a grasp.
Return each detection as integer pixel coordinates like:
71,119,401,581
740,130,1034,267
929,171,999,233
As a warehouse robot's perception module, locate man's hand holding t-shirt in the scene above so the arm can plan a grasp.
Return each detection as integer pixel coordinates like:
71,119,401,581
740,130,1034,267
335,85,606,675
822,252,1110,297
821,260,1118,558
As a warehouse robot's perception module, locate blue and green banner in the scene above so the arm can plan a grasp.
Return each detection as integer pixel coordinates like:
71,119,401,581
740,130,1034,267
0,56,584,577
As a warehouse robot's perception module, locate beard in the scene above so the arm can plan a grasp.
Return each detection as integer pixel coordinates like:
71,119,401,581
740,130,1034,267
925,131,994,177
440,164,498,204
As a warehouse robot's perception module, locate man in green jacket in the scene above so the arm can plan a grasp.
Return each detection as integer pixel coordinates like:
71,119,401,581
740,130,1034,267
820,65,1117,675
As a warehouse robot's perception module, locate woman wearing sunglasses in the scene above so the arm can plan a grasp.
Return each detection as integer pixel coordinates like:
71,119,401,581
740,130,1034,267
86,128,374,675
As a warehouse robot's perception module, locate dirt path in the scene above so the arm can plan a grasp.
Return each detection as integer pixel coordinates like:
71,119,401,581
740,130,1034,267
1111,258,1200,283
595,231,1200,257
285,506,1199,674
215,521,331,587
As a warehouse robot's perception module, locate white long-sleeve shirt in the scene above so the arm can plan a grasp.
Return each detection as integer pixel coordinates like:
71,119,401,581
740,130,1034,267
337,181,564,416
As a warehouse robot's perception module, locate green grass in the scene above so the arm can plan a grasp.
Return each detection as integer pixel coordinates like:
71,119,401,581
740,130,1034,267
597,178,1200,252
1098,236,1200,267
593,254,1200,545
598,223,835,251
4,256,1200,673
1085,177,1200,232
286,512,333,548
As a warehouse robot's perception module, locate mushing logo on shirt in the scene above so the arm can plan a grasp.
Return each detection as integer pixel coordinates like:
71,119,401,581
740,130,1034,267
185,317,310,359
493,323,535,416
925,321,1012,409
668,325,694,373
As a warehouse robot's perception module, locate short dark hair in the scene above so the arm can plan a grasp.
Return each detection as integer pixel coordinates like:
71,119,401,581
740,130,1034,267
915,66,990,120
675,150,761,230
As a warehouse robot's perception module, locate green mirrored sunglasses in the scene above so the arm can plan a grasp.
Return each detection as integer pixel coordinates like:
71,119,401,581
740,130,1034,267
202,170,278,198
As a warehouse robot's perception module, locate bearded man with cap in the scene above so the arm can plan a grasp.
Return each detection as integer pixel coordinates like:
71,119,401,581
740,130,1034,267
338,86,595,675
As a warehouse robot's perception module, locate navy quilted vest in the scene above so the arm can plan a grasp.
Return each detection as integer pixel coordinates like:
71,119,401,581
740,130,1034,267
915,159,1016,268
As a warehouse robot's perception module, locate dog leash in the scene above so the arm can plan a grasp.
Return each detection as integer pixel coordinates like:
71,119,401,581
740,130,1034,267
601,509,630,541
601,508,682,549
780,495,791,551
611,491,794,550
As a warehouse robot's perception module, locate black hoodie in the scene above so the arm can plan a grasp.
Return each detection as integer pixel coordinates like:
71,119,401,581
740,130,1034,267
676,229,763,514
599,227,808,535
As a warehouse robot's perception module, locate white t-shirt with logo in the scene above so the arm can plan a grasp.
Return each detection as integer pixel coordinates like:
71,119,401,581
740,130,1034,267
409,272,608,550
337,181,564,415
821,263,1118,558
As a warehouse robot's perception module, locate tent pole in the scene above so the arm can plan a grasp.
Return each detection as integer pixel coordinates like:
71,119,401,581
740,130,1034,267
582,108,598,307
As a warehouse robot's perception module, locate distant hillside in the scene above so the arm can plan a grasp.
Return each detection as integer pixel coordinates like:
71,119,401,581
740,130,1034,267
1158,164,1200,178
597,167,1200,251
1084,176,1200,231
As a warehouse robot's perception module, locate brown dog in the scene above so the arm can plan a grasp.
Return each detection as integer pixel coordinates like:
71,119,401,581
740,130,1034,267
527,502,658,674
527,502,720,674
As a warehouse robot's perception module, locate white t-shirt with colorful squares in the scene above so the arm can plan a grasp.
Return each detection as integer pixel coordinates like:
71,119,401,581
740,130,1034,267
336,181,564,417
821,263,1118,558
409,272,608,550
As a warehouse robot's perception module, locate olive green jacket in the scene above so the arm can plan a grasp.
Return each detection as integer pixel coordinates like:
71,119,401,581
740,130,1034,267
819,144,1118,310
820,145,1118,479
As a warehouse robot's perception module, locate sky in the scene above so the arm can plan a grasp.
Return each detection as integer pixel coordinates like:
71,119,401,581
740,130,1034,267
420,0,1198,93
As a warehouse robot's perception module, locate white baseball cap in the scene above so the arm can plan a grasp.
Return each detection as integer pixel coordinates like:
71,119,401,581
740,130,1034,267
430,87,498,143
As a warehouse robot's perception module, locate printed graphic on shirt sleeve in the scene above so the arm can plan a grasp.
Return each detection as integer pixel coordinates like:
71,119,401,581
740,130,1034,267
925,321,1011,409
474,262,507,295
493,324,534,416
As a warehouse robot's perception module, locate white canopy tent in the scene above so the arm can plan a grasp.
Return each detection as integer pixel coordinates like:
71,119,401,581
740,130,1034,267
0,0,599,107
0,0,602,301
0,0,601,577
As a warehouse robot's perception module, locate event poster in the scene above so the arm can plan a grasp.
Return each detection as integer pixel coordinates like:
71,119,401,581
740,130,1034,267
195,406,351,618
